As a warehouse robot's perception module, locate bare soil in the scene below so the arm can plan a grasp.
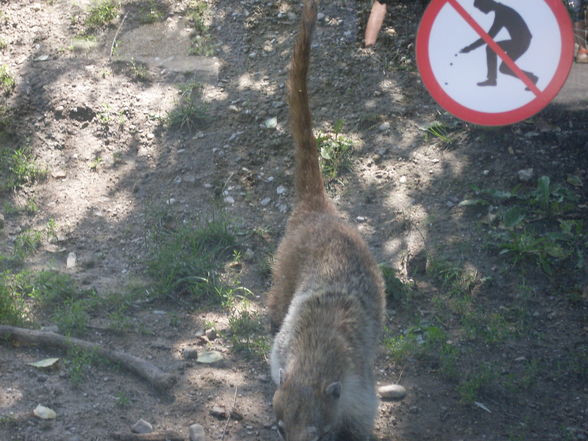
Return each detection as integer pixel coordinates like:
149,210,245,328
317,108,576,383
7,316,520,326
1,1,587,441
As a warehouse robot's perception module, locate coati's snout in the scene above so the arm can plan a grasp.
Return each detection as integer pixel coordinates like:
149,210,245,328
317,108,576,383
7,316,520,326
272,378,341,441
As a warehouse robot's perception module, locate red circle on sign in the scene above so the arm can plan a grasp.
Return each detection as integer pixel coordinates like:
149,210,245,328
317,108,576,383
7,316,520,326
416,0,574,126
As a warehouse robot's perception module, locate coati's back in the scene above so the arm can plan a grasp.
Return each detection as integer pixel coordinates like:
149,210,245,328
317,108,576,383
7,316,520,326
267,1,385,441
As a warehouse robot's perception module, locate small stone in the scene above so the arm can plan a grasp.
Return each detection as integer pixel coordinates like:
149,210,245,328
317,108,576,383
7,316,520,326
263,117,278,129
189,424,206,441
260,197,271,206
224,196,235,204
276,185,287,195
131,419,153,434
378,384,407,400
378,122,390,131
66,252,77,269
52,170,67,179
518,168,534,182
399,176,407,184
210,406,228,419
317,12,325,21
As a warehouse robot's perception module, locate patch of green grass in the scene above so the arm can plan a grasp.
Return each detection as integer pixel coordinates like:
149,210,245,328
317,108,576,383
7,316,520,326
423,121,453,145
13,229,43,260
89,155,103,171
147,215,240,304
227,305,270,359
0,39,8,51
315,119,353,181
0,65,15,96
186,0,214,56
380,264,411,303
67,346,99,387
167,82,208,131
457,363,496,404
85,0,120,31
463,176,586,275
115,391,131,407
0,270,30,325
53,299,90,335
128,58,151,82
138,0,166,23
0,145,47,194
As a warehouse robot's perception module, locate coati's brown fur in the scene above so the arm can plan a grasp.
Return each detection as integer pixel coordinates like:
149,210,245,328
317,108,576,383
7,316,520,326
267,1,386,440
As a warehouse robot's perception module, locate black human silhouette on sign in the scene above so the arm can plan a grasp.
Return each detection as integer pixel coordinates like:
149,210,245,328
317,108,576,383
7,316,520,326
460,0,538,88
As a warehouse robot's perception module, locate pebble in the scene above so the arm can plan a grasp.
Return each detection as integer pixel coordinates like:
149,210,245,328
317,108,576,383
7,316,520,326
263,117,278,129
260,197,271,206
66,252,77,269
224,196,235,204
378,384,407,400
518,168,534,182
276,185,287,195
52,170,67,179
131,419,153,434
378,122,390,131
189,424,206,441
210,406,228,419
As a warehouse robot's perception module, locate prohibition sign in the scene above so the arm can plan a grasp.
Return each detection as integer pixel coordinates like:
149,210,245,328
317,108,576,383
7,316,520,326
416,0,574,126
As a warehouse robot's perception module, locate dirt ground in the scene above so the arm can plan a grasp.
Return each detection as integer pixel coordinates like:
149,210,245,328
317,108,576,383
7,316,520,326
1,1,587,441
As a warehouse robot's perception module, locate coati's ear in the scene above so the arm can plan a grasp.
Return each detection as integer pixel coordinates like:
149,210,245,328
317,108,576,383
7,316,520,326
325,381,341,399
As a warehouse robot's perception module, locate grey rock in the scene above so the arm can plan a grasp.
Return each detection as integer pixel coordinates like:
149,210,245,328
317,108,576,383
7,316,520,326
131,419,153,434
66,252,77,269
378,384,407,400
378,122,390,131
189,424,206,441
263,117,278,129
518,168,534,182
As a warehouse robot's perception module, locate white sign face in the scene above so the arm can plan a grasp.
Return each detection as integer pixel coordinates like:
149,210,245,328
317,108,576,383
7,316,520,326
416,0,574,126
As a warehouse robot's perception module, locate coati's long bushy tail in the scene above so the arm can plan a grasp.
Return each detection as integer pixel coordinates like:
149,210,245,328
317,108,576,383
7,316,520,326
288,0,328,211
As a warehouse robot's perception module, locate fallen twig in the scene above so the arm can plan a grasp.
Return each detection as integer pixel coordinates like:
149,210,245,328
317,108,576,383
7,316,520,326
110,431,184,441
0,325,176,391
221,386,239,441
110,12,129,60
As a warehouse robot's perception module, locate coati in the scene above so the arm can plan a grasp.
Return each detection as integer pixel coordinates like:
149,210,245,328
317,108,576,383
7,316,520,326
267,1,386,440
